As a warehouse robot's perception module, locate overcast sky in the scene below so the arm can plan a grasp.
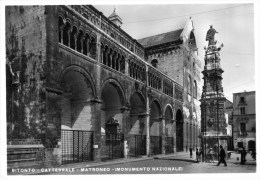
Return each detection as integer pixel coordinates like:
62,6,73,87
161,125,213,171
95,3,255,101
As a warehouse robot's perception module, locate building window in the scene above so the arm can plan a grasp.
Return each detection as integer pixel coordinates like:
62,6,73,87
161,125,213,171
240,107,245,114
151,59,158,68
193,80,197,99
240,123,246,133
240,97,245,103
187,75,191,95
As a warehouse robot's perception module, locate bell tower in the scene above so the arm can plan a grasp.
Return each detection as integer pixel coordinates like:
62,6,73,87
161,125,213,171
108,7,122,27
200,25,228,159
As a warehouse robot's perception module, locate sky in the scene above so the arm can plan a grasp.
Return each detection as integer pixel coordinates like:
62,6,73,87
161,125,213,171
94,3,256,101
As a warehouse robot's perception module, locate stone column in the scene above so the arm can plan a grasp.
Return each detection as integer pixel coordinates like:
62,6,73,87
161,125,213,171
145,64,150,156
173,120,177,153
161,117,166,154
92,34,102,161
120,107,130,159
125,57,129,76
91,99,102,162
96,34,101,63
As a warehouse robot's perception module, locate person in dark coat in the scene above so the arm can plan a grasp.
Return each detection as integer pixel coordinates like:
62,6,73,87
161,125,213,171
200,147,204,162
217,145,227,166
189,147,193,158
240,147,247,164
196,148,200,162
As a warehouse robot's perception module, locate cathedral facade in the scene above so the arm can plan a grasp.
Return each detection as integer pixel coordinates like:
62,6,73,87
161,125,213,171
6,5,201,165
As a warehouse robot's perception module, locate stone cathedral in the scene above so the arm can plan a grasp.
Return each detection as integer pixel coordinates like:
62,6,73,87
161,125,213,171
6,5,202,166
200,26,228,156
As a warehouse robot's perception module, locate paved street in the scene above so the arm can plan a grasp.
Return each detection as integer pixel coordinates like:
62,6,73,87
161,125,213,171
9,151,255,175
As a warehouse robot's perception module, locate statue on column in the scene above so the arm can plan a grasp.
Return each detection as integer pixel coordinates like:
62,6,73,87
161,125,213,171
206,25,218,46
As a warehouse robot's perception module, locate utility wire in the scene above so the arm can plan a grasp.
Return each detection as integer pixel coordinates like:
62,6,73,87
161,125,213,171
124,4,252,24
222,51,255,56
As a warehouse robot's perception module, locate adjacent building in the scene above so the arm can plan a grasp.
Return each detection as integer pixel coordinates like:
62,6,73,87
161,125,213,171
232,91,256,151
6,5,201,166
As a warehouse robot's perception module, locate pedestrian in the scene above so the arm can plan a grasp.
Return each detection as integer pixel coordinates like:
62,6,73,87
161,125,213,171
189,147,193,158
200,147,204,162
240,147,247,164
251,149,256,160
196,148,200,162
217,145,227,166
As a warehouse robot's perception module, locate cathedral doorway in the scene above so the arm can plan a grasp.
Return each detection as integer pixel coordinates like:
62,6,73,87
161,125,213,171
176,109,184,152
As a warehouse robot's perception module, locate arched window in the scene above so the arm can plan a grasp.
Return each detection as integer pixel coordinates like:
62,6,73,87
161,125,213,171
76,30,83,53
188,75,191,95
193,80,197,99
58,17,64,43
151,59,158,68
63,22,71,46
89,37,96,59
70,26,77,50
120,56,125,73
83,33,90,55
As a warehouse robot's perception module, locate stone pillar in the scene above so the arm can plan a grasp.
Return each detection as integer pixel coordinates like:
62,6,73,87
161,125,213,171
145,64,150,156
161,117,166,154
121,107,130,159
91,99,102,161
125,58,129,76
96,34,101,63
173,120,177,153
92,34,102,161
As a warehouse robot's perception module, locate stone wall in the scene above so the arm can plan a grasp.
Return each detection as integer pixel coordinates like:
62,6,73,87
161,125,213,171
6,6,48,140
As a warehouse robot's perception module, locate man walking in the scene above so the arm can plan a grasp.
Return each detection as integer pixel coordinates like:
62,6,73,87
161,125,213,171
240,147,247,164
217,145,227,166
189,147,193,158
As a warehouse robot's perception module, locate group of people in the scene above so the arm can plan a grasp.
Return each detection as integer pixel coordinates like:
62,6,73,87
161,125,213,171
189,145,227,166
189,145,256,166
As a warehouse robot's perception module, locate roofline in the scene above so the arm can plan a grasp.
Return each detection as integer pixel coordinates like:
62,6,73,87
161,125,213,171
233,91,255,95
138,28,183,42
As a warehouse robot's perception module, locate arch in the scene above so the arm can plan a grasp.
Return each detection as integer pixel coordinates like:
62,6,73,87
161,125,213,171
60,65,96,97
130,91,146,115
60,65,96,132
63,22,71,46
58,16,64,43
176,109,184,152
82,33,90,55
70,26,77,50
187,75,192,95
100,78,126,106
76,30,84,53
164,104,174,121
189,31,197,48
193,80,197,99
151,59,158,68
150,98,163,120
